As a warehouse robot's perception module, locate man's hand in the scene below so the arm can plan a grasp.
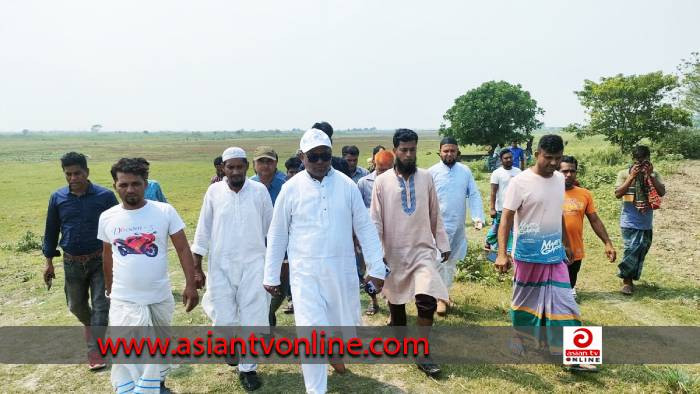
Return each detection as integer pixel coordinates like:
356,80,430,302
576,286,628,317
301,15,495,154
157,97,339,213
194,268,206,289
645,161,654,176
182,285,199,312
604,242,617,263
264,284,281,297
489,208,497,219
474,220,483,230
366,276,384,293
565,246,574,262
43,260,56,290
441,251,451,263
494,254,511,274
628,164,641,180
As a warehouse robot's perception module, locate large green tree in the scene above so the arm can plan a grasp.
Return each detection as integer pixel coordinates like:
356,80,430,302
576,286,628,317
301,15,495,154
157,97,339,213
567,71,692,152
439,81,543,149
678,52,700,124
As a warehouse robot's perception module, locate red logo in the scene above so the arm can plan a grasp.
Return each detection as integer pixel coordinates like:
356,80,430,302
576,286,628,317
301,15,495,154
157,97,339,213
572,328,593,348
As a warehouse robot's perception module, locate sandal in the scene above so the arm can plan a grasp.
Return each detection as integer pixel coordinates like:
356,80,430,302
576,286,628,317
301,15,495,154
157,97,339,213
621,284,633,295
366,304,379,316
567,364,599,373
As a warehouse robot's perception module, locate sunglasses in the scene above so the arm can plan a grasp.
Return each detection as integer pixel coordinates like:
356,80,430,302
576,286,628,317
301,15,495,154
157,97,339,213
306,152,332,163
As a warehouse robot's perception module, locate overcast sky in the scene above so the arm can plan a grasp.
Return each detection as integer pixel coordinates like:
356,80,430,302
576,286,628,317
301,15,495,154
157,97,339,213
1,0,698,131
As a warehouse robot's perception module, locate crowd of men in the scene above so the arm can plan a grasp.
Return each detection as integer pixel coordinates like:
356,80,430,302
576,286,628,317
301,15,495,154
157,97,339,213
42,122,666,393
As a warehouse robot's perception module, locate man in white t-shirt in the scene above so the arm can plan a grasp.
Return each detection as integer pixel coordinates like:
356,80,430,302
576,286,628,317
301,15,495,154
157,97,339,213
486,149,521,255
191,147,272,392
98,158,200,394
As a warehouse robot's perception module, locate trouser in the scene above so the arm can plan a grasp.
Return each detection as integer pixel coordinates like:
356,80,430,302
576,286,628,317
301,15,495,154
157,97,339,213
618,228,653,280
269,262,290,326
63,255,109,352
388,294,438,325
567,260,582,288
109,296,174,393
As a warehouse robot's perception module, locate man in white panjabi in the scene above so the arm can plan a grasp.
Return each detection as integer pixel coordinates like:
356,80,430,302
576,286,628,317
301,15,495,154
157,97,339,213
263,128,386,394
99,158,199,394
191,147,273,392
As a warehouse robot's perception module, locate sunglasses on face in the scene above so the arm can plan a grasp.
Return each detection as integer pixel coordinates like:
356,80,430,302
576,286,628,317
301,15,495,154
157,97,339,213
306,152,332,163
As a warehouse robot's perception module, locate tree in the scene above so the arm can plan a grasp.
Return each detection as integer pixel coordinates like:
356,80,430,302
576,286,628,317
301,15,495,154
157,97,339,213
678,52,700,124
439,81,543,149
90,124,102,133
568,72,692,152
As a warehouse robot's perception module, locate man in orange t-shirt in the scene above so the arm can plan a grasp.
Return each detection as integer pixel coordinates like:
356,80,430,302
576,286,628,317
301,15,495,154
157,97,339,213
560,156,617,300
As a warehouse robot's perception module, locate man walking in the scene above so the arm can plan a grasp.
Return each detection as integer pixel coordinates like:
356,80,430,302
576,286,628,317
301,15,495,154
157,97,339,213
210,156,224,184
98,158,200,393
485,149,521,256
371,129,450,377
42,151,118,370
614,146,665,295
560,156,616,299
429,137,484,316
263,128,386,394
509,139,526,169
342,145,369,183
135,158,167,203
192,147,272,391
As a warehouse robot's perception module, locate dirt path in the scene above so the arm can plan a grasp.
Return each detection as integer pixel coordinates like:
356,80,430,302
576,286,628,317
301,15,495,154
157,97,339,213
648,160,700,284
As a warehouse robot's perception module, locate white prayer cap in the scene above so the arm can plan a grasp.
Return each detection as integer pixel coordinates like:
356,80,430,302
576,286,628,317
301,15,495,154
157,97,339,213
299,128,332,153
221,147,246,162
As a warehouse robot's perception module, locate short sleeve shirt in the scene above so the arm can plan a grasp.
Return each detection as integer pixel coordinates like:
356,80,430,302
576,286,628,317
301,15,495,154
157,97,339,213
490,166,521,211
563,186,596,261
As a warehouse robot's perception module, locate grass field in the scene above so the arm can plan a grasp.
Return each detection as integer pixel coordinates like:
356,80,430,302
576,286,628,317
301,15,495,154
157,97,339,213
0,131,698,393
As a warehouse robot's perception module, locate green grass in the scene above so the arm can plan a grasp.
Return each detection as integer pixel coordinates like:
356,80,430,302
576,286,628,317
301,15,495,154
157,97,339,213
0,131,698,393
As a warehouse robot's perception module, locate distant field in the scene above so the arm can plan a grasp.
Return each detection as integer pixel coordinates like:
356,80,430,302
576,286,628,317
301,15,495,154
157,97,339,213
1,131,698,393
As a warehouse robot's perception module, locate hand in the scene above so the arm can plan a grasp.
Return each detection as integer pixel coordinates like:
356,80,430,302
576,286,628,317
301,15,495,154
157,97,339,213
628,164,641,180
366,276,384,293
604,242,617,263
494,254,511,274
489,209,497,219
565,246,573,262
264,284,281,297
441,251,451,263
43,261,56,289
182,285,199,312
194,268,206,289
474,220,483,230
645,162,654,176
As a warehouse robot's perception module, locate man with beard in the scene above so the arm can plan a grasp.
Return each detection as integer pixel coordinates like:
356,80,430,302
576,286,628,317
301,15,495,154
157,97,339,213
98,158,200,392
42,152,118,370
191,147,272,391
429,137,484,316
264,128,386,394
371,129,450,377
560,156,616,300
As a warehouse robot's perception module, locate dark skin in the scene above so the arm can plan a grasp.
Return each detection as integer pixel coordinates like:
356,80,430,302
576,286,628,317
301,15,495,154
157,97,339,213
494,148,571,274
343,154,359,174
614,155,666,199
511,140,525,169
490,152,514,218
394,140,451,263
263,145,384,296
103,172,199,312
191,158,250,288
560,161,617,263
215,163,225,178
253,157,277,186
43,164,91,287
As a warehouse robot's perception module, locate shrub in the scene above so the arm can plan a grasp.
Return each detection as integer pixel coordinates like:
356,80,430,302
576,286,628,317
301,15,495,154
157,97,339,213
652,127,700,159
15,231,42,253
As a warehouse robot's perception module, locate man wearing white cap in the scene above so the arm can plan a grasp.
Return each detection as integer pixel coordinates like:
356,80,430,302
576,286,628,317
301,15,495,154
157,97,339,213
191,147,273,391
263,129,386,394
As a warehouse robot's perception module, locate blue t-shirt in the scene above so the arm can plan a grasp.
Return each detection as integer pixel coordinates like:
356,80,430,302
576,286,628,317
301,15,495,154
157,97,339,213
250,174,285,205
510,146,525,169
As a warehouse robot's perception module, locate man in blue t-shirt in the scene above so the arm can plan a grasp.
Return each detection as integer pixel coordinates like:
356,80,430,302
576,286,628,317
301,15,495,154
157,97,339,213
509,140,526,169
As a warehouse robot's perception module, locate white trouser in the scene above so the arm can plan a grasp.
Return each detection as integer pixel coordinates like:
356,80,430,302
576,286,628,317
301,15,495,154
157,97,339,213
109,296,174,393
436,232,468,291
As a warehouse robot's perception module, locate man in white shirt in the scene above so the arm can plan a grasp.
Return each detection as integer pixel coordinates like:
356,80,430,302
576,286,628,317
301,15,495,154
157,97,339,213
263,128,386,394
191,147,273,391
98,158,199,394
486,148,522,254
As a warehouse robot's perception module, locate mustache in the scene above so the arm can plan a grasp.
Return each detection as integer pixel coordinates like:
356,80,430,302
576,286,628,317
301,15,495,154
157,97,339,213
395,158,417,175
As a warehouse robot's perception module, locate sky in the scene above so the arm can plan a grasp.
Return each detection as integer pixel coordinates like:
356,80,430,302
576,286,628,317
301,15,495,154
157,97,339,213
1,0,698,131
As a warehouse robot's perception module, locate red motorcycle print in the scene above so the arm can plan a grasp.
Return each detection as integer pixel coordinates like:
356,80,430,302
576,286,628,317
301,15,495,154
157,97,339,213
113,232,158,257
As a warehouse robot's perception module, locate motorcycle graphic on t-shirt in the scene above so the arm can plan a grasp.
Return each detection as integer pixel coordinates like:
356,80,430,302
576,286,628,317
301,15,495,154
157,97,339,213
113,232,158,257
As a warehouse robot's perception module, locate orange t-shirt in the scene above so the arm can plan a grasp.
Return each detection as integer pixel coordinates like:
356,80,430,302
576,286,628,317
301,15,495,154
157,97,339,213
562,186,596,261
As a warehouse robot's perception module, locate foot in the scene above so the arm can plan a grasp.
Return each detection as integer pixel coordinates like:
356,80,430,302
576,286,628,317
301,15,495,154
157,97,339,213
436,300,448,317
239,371,262,391
226,353,239,367
160,381,172,394
330,362,346,374
621,284,633,295
283,301,294,314
366,303,379,316
567,363,599,373
416,361,441,377
87,350,106,371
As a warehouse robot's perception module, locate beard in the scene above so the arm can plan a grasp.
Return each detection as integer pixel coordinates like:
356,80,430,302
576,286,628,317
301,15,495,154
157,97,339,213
441,157,456,167
228,177,245,188
395,158,417,175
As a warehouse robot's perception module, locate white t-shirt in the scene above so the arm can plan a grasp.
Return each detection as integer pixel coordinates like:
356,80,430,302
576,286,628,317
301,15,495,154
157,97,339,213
490,166,521,211
98,201,186,305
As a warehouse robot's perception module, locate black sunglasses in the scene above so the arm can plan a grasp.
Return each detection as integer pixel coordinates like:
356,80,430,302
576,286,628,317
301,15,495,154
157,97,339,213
306,152,332,163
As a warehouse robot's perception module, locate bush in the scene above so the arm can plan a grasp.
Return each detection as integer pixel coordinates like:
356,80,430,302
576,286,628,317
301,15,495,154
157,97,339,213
455,242,500,284
15,231,42,253
652,127,700,159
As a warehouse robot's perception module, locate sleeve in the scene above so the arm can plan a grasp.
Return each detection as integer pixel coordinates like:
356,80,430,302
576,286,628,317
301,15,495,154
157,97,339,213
261,188,273,237
466,169,485,222
97,211,110,243
155,183,167,203
428,175,451,253
370,176,384,242
652,171,664,185
615,169,627,188
490,170,498,185
42,194,61,258
263,185,291,286
585,190,597,214
167,204,186,235
351,183,385,280
190,189,213,256
502,175,523,211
